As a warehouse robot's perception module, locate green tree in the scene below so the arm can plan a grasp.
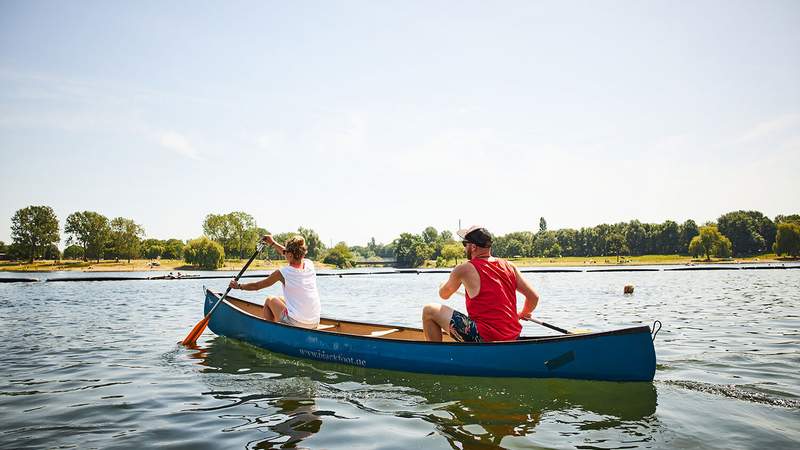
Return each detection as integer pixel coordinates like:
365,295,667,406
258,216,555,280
740,211,776,250
184,237,225,269
10,205,60,262
203,213,234,254
440,242,463,264
297,227,324,260
141,239,164,259
625,220,646,256
0,241,6,255
539,217,547,233
717,211,767,256
679,220,699,254
348,245,374,260
393,233,432,267
109,217,145,263
555,228,578,257
227,211,257,258
367,237,380,255
6,242,26,260
607,232,628,261
422,226,439,245
493,231,534,258
63,244,85,260
576,227,597,256
773,222,800,257
688,225,733,260
533,230,558,257
323,242,355,268
65,211,111,262
775,214,800,224
659,220,681,254
44,244,61,260
163,239,185,259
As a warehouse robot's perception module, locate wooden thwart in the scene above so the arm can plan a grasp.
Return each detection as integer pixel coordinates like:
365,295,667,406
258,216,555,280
369,328,400,337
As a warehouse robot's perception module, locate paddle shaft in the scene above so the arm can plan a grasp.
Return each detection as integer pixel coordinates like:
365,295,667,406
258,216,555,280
451,288,570,335
181,243,263,345
523,317,570,334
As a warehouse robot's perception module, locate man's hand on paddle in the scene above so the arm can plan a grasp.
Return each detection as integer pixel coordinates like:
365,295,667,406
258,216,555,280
513,264,539,321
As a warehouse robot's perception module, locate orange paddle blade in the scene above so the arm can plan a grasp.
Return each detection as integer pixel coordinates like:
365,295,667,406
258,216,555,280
181,315,210,346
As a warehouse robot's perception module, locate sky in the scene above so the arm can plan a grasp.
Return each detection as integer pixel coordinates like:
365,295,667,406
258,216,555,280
1,0,798,247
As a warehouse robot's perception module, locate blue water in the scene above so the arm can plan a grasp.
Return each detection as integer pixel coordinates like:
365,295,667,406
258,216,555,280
1,267,798,449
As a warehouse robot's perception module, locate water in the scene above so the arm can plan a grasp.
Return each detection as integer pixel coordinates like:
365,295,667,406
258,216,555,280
1,268,798,449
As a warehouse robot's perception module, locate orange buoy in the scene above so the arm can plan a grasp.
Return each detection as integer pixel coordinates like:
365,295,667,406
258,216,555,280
624,284,634,294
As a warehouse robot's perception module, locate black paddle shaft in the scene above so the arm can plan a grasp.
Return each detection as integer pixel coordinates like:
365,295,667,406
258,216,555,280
526,317,570,334
205,243,264,318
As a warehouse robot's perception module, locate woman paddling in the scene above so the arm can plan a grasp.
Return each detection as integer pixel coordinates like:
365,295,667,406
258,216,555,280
229,234,321,329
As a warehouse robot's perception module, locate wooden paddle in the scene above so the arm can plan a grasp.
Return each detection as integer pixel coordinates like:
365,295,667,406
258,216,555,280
451,287,582,335
181,242,264,346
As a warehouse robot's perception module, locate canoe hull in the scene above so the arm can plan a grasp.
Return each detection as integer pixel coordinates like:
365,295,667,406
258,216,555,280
204,290,656,381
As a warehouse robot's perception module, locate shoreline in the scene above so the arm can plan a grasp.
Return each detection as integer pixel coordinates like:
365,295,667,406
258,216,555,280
1,255,794,273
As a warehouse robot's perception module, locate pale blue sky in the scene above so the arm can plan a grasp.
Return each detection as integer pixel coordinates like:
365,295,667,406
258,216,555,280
1,1,798,246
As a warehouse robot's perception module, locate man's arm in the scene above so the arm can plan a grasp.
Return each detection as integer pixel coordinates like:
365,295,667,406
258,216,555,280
439,264,465,300
513,264,539,319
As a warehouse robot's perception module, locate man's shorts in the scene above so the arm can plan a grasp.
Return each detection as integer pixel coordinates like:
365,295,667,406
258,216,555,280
449,309,483,342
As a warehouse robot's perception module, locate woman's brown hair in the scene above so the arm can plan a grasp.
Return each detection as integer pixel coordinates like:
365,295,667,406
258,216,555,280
284,235,307,260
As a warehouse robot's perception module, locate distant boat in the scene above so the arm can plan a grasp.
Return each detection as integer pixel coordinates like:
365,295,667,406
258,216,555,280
203,289,657,381
150,273,198,280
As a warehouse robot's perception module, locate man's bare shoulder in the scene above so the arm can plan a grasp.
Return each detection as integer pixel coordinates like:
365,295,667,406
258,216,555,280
453,261,481,279
452,261,473,275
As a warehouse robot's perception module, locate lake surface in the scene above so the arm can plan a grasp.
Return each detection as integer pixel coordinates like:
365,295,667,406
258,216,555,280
1,267,798,449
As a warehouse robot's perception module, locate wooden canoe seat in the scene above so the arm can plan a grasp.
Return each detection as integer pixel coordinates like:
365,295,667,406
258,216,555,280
316,324,337,330
369,328,400,337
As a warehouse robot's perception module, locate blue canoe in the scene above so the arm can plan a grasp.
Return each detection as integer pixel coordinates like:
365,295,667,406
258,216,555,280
203,289,657,381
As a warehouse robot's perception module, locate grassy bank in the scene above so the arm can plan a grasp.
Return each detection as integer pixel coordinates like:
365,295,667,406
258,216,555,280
425,253,786,268
1,254,790,272
0,258,333,272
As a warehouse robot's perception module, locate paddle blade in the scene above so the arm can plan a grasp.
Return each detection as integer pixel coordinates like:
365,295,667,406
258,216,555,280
570,328,593,334
181,315,210,346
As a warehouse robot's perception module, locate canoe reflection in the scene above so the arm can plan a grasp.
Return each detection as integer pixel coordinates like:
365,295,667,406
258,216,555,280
194,336,658,449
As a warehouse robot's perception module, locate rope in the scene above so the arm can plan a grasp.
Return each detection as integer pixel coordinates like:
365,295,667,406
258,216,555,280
651,320,662,342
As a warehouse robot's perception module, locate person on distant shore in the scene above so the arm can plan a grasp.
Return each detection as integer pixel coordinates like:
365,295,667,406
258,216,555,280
229,234,321,329
422,226,540,342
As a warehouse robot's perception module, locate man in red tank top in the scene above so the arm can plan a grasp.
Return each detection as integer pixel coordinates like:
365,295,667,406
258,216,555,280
422,226,540,342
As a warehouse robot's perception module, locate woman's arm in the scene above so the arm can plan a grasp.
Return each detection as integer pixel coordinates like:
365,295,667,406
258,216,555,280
231,270,284,291
262,234,286,257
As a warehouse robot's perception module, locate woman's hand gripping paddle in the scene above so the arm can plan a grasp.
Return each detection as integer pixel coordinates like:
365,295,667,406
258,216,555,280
181,242,264,346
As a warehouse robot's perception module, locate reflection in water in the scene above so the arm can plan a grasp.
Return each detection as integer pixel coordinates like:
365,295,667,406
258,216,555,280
192,336,659,449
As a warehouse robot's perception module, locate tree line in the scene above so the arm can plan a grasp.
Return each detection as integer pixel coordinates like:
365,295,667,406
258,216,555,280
1,206,335,270
3,206,799,269
382,211,800,267
4,206,152,263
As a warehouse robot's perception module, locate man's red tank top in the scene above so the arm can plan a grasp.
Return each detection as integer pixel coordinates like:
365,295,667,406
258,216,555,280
464,258,521,342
